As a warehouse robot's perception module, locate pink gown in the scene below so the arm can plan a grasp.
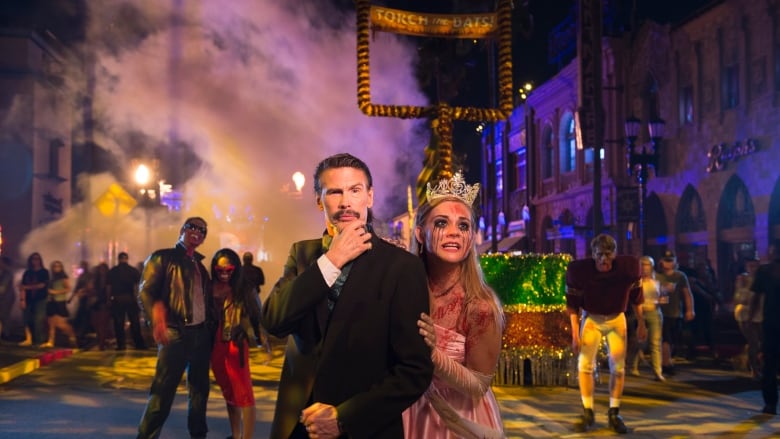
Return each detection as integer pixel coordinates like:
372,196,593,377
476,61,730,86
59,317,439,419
403,324,505,438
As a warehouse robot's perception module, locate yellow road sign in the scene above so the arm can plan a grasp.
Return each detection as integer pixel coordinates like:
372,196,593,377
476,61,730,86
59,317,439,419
93,183,138,217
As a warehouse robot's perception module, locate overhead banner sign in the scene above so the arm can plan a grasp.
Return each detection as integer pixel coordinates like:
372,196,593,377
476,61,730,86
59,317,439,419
370,6,498,39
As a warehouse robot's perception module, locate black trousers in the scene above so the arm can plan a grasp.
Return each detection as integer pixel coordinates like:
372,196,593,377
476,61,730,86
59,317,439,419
112,295,146,349
137,323,212,439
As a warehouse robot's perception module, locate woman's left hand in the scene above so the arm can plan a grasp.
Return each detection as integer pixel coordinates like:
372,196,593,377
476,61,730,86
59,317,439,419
418,312,436,349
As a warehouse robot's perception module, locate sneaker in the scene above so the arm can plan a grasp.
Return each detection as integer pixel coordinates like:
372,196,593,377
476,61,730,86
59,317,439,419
608,408,628,434
574,408,595,432
654,373,666,382
38,341,54,348
18,339,32,347
630,369,640,377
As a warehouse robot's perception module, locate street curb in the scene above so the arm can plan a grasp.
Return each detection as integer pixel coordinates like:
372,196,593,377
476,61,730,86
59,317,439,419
0,348,75,385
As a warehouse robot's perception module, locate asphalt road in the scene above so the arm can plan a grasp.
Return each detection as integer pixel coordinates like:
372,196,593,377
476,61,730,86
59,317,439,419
0,343,778,438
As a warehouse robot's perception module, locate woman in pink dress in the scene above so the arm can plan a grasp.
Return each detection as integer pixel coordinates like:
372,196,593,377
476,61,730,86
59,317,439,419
404,172,506,438
210,248,261,439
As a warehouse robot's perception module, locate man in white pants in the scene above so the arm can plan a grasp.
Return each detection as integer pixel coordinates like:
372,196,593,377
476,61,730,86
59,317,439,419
566,234,646,434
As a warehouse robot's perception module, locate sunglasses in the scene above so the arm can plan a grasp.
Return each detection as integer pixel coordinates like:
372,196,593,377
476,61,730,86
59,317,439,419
215,265,235,274
184,223,207,235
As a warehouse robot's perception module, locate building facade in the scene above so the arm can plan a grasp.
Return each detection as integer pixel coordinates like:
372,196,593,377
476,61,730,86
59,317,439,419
0,29,72,262
483,0,780,301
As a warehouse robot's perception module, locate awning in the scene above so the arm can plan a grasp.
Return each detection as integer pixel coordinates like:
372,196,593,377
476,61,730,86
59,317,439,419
477,234,526,254
477,241,493,254
497,235,525,252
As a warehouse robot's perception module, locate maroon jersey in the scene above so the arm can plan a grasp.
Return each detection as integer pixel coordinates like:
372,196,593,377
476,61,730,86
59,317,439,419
566,255,642,315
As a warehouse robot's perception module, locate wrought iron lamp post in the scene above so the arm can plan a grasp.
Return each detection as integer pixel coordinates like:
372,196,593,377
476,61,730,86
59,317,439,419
134,163,154,257
625,116,665,255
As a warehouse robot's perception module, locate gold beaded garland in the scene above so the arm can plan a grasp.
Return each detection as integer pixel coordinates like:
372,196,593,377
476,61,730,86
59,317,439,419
355,0,514,179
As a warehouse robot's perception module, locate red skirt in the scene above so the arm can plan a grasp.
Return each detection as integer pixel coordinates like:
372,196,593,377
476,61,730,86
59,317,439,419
211,326,255,407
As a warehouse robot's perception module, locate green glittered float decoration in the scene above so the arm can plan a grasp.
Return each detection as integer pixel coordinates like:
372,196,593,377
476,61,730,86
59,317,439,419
480,253,575,386
480,252,569,307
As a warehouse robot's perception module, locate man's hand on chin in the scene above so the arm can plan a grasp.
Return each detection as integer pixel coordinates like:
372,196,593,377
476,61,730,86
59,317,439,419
326,221,372,269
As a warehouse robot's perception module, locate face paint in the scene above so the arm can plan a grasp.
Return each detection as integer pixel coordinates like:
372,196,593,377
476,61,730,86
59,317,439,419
214,256,235,283
215,264,235,275
422,200,474,265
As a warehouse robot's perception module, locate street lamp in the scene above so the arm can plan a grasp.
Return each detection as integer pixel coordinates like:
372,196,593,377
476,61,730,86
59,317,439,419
625,116,664,255
134,164,151,187
292,171,305,193
288,171,306,199
134,163,155,257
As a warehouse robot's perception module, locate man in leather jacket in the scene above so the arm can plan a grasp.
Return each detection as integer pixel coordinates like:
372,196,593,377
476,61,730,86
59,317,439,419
137,217,215,439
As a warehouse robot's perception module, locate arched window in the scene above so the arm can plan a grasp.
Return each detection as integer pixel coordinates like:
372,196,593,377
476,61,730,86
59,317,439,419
559,113,576,173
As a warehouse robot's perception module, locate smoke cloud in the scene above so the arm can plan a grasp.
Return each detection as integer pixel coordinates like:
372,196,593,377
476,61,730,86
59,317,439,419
19,0,428,285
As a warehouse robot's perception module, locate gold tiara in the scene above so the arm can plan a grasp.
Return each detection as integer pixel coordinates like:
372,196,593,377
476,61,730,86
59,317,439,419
426,171,480,205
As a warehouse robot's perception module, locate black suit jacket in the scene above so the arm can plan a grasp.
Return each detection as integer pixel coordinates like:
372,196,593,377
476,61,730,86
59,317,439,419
261,233,433,438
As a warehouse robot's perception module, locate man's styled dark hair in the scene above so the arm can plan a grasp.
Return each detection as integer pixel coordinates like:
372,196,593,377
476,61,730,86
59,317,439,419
313,153,373,195
118,252,129,260
313,153,374,223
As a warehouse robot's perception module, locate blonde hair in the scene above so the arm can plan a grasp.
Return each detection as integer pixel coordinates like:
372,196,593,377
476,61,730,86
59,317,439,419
412,196,505,330
639,255,656,279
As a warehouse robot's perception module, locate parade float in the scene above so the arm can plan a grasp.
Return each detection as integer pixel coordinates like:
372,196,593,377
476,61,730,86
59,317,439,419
481,253,575,386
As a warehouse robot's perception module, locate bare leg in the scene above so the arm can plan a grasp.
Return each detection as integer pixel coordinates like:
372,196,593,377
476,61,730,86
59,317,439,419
227,403,241,439
240,405,255,439
57,317,77,347
40,316,56,347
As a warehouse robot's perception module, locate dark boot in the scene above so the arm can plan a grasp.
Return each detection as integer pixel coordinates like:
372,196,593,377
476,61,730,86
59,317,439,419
608,407,628,434
574,407,595,432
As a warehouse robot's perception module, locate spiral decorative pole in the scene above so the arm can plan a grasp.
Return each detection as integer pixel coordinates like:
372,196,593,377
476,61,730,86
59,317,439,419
356,0,514,204
436,103,453,180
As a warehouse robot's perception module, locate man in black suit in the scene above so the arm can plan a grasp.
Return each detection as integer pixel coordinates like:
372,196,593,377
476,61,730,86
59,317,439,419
262,153,433,439
107,252,146,350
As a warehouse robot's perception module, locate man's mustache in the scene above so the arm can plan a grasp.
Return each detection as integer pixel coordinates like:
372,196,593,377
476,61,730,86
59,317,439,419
334,210,361,220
